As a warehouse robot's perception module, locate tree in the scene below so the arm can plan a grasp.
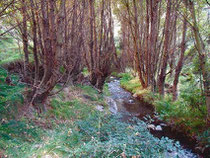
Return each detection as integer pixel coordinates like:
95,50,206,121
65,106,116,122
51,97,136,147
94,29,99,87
188,0,210,120
172,3,188,101
85,0,116,90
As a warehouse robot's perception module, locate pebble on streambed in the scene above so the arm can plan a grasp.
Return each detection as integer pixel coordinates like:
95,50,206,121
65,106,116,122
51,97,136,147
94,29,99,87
155,125,163,131
147,124,163,131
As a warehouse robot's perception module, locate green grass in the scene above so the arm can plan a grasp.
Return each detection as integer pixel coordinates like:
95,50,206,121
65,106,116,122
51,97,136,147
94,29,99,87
103,83,111,96
120,73,150,98
0,36,22,65
47,99,97,120
0,68,24,120
1,113,188,158
0,74,189,158
0,68,207,157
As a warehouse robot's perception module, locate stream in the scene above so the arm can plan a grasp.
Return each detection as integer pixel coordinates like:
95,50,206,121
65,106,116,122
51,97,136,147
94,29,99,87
106,79,201,158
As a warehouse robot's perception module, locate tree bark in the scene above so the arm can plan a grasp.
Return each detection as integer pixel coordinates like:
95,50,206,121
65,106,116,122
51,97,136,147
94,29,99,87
188,0,210,121
158,0,172,96
172,13,187,101
21,0,30,79
30,0,39,86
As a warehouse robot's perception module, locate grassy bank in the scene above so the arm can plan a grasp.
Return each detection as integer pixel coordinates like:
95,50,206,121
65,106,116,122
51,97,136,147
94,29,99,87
0,69,190,157
119,72,209,149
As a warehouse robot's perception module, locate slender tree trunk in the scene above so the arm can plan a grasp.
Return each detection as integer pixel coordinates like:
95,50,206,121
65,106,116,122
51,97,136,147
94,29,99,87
40,0,54,86
21,0,30,79
172,14,187,101
126,0,146,88
88,0,97,85
30,0,39,86
149,0,159,91
30,0,57,108
188,0,210,121
158,0,172,95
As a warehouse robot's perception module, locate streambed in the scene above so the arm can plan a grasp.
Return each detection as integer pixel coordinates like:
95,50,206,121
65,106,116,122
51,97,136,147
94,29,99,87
107,79,200,158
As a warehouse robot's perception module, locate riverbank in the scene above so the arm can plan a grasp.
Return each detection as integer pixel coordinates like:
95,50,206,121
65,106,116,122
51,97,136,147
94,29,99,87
0,68,198,157
116,73,209,156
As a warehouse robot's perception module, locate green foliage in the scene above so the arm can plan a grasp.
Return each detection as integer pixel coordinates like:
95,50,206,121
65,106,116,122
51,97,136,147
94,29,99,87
152,91,207,135
0,68,24,120
121,72,208,137
111,72,132,80
67,114,185,157
198,129,210,149
120,73,151,98
82,67,89,77
110,71,119,77
121,77,141,93
119,73,132,85
0,35,22,65
3,114,187,158
180,83,205,109
48,99,96,120
103,82,111,96
0,120,43,158
0,86,188,158
78,84,98,95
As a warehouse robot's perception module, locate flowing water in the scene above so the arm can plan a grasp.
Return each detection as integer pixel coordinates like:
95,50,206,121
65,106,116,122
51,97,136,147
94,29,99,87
107,79,201,158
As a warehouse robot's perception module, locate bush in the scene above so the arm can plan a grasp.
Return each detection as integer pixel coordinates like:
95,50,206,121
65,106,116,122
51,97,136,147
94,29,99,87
153,92,207,135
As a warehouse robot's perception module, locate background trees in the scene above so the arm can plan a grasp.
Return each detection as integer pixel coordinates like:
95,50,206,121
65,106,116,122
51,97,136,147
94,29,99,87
0,0,209,117
0,0,117,109
114,0,209,120
85,0,116,90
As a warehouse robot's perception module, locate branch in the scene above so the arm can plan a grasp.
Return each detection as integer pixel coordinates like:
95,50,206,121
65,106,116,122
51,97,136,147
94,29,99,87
206,0,210,6
0,0,15,18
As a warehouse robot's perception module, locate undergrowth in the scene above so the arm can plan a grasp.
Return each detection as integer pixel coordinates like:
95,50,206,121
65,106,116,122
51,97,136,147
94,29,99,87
0,36,21,65
0,67,208,157
1,113,188,158
0,77,189,158
0,68,24,121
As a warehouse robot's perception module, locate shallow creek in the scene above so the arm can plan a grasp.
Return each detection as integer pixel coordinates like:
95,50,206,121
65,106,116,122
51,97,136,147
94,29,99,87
107,79,201,158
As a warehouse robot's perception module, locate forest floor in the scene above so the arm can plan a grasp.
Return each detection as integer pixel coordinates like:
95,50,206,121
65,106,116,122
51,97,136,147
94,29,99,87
0,72,202,158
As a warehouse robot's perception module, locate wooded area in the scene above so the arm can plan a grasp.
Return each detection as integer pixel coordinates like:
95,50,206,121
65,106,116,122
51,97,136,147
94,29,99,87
0,0,209,157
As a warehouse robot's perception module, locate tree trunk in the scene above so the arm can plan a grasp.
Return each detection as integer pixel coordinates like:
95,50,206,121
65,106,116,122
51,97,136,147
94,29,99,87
172,13,187,101
30,0,39,86
188,0,210,121
21,0,30,79
88,0,97,86
158,0,172,95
